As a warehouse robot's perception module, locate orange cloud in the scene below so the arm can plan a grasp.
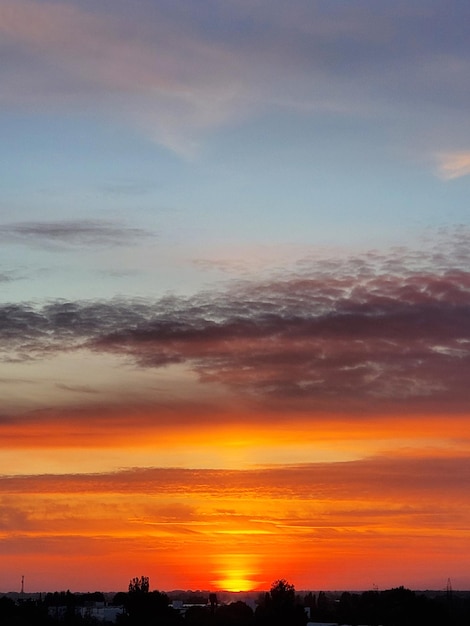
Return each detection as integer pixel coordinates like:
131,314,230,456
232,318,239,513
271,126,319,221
2,454,470,591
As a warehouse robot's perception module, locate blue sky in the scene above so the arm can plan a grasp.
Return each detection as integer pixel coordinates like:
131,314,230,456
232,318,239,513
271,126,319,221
1,0,470,306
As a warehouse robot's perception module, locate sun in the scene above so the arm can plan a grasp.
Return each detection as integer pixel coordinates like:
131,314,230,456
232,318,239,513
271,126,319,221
215,573,256,592
212,554,260,592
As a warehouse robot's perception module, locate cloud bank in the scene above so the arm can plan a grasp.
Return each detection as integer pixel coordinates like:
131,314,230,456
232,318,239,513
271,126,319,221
1,231,469,414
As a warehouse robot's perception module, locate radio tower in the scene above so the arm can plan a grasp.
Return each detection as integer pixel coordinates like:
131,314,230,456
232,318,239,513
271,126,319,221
446,577,453,619
446,577,453,600
21,575,24,594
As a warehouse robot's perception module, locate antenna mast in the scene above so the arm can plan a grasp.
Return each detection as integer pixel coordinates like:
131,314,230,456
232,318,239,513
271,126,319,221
447,578,453,600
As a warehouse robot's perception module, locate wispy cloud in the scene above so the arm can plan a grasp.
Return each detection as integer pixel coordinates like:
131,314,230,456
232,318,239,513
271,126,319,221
435,151,470,180
55,383,99,395
1,0,469,157
0,220,152,249
1,454,467,492
0,456,470,543
0,271,17,282
0,0,248,155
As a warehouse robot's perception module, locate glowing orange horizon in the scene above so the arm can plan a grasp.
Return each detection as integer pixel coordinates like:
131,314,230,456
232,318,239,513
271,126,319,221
2,444,470,593
3,409,470,451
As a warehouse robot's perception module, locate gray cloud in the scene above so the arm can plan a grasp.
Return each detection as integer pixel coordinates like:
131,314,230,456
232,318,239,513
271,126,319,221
55,383,99,394
0,231,469,412
0,220,152,249
0,269,23,283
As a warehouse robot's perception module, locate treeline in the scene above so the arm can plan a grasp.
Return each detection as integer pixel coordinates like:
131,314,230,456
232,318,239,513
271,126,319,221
306,586,467,625
1,579,470,626
0,591,107,626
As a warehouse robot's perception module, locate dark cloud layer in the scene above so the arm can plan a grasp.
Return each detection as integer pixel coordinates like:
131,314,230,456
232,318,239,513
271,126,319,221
1,235,469,412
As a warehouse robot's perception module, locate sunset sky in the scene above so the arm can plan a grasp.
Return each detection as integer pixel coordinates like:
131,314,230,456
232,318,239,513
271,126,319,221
1,0,470,594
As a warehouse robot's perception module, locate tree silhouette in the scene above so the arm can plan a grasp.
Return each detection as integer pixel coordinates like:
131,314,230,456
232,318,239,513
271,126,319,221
121,576,182,626
184,605,210,626
216,600,254,626
255,579,306,626
128,576,150,594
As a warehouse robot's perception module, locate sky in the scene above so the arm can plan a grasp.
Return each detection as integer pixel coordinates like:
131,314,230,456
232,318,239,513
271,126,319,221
1,0,470,594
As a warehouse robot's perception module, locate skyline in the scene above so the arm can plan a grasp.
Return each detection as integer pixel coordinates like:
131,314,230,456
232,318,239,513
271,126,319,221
1,0,470,593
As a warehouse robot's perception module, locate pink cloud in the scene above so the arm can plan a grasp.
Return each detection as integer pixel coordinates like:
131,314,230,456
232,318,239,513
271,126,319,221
0,0,250,155
435,151,470,180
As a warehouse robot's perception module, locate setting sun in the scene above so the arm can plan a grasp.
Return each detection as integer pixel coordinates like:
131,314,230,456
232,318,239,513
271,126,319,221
212,554,261,592
215,576,255,593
